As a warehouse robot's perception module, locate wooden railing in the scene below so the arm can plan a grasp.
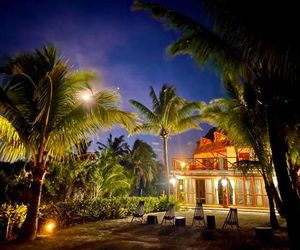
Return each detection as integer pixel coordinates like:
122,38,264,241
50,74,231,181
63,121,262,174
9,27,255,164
172,157,248,171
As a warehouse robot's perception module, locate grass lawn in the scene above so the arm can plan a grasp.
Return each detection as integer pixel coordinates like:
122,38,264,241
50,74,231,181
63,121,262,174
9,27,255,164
0,208,289,250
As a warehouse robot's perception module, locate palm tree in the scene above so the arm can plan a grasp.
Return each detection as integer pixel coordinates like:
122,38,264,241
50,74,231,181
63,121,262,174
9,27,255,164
97,134,130,158
83,148,131,198
130,84,202,199
126,139,161,196
132,2,300,247
0,46,136,240
201,78,281,227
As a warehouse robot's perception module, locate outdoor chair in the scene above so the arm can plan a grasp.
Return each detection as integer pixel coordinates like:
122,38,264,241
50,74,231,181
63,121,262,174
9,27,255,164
222,208,241,230
131,201,145,222
161,204,175,225
192,202,206,226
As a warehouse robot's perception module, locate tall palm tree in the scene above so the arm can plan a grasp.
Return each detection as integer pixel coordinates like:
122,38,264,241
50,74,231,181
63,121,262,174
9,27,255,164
0,46,136,240
201,77,281,227
130,84,202,199
133,2,300,247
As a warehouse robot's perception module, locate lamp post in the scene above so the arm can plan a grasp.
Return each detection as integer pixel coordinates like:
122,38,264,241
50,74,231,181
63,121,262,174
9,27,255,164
221,177,228,208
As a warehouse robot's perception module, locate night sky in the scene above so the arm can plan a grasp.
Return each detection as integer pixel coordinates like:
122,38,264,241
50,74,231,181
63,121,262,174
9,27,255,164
1,0,224,160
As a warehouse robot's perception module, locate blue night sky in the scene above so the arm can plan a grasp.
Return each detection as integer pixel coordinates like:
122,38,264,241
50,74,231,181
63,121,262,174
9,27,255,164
1,0,224,161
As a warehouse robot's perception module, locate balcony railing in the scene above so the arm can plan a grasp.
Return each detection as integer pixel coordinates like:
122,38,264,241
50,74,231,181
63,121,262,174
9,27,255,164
172,157,252,171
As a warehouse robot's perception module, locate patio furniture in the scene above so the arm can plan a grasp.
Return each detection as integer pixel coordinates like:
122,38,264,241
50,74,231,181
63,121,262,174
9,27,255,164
131,201,145,223
222,208,241,230
161,204,175,225
146,215,158,224
192,202,206,226
206,215,216,229
175,216,186,226
255,227,272,240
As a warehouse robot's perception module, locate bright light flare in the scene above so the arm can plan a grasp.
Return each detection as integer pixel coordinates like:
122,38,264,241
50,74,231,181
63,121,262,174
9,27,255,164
45,221,56,234
180,161,186,168
81,94,92,102
221,177,228,187
169,177,176,187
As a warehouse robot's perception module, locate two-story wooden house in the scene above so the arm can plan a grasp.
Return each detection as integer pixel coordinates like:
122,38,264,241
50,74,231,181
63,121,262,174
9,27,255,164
171,128,269,209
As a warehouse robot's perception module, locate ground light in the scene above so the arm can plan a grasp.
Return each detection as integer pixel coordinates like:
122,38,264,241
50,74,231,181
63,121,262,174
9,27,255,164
42,220,57,236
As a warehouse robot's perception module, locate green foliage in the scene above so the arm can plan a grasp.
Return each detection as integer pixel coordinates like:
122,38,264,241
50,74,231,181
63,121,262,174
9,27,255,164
39,196,176,228
124,139,164,196
0,196,180,235
130,84,203,198
44,149,132,201
0,161,30,204
0,203,27,240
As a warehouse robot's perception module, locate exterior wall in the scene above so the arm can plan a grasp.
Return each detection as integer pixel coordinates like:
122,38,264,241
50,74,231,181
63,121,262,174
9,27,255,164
174,174,268,208
226,146,236,170
172,130,268,209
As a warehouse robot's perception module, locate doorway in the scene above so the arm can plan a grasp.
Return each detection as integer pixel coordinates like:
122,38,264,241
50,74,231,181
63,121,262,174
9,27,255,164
218,178,233,207
196,179,206,204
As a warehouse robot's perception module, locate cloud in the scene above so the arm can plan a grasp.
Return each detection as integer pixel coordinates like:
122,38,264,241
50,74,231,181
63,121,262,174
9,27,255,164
151,142,160,145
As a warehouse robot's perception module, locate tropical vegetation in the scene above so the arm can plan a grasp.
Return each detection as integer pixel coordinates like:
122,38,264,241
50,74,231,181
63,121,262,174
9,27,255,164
133,1,300,248
130,84,202,199
0,46,136,240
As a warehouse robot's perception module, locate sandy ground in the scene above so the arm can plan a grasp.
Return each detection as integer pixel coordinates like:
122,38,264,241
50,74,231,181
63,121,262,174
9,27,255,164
0,208,289,250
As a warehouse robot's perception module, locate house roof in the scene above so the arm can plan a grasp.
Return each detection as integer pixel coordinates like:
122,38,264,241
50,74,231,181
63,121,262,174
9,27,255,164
194,140,231,154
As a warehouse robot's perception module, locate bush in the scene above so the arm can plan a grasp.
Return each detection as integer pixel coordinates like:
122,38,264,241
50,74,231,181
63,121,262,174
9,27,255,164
0,203,27,240
0,195,181,235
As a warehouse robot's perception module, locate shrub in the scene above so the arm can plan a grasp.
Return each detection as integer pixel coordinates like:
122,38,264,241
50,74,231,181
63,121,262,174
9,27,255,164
0,203,27,240
0,195,181,235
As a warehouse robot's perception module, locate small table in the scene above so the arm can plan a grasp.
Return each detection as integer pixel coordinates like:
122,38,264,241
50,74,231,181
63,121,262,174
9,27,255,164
207,215,216,229
255,227,272,239
175,216,186,226
146,215,158,224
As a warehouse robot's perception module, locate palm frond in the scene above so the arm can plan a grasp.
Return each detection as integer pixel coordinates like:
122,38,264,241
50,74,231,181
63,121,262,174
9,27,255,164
0,116,26,161
133,1,249,79
129,99,157,122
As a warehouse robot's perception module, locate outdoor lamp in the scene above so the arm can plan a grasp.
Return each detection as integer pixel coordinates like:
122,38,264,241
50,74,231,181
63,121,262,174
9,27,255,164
169,176,177,187
221,177,228,187
44,220,56,234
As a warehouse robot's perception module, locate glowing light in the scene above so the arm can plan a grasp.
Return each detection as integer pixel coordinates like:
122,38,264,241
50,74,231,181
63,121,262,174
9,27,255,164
180,161,186,168
221,177,228,187
81,94,92,102
45,221,56,233
169,177,176,187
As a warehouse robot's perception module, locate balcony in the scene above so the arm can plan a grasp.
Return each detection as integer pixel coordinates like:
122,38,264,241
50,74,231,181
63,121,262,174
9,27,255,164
172,157,239,171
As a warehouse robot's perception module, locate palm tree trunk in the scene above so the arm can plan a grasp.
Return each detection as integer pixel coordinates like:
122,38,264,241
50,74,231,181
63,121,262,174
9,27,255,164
162,136,170,201
266,105,300,250
20,165,46,240
262,174,279,228
269,181,285,217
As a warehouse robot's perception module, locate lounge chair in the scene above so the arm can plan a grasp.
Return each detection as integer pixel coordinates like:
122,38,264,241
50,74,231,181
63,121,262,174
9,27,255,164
192,202,206,226
161,204,175,225
222,208,241,230
131,201,145,222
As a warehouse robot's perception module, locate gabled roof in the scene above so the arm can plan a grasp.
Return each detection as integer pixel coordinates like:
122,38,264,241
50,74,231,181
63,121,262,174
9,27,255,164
194,127,232,154
194,140,231,154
